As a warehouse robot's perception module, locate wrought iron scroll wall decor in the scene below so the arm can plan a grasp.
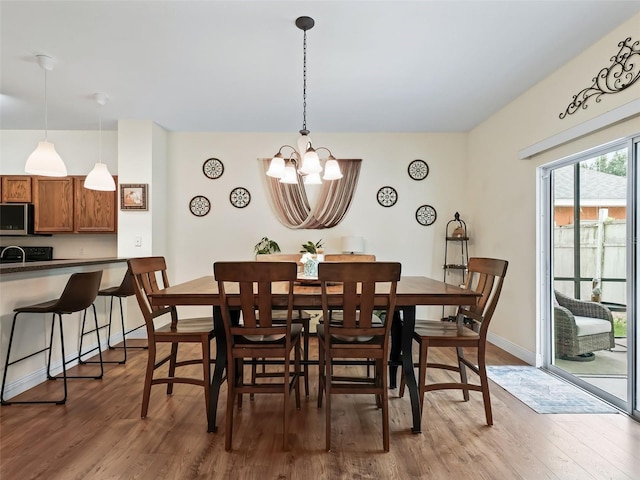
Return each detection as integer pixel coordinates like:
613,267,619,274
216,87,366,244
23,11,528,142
560,36,639,119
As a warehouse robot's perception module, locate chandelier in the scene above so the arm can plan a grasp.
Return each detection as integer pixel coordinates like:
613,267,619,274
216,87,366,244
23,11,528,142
266,16,342,185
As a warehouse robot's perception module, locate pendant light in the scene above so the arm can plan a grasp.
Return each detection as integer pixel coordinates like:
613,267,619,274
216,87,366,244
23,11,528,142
267,16,342,184
25,54,67,177
84,93,116,191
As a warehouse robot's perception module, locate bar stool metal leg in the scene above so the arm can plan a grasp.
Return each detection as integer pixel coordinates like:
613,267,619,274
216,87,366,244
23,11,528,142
1,312,68,405
105,295,147,363
70,305,104,378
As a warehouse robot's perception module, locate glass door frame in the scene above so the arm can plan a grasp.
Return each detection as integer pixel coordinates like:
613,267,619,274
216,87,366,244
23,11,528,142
538,134,637,417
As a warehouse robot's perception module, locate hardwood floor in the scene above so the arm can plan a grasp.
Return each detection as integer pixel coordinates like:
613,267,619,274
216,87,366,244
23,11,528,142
1,339,639,479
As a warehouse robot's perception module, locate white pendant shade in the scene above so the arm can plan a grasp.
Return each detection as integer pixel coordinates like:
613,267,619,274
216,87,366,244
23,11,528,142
84,163,116,191
299,148,322,175
322,159,343,180
25,141,67,177
303,172,322,185
266,155,285,178
279,163,299,184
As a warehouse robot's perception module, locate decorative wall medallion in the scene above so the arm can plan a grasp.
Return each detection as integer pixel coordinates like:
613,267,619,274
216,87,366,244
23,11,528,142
416,204,437,226
230,187,251,208
189,195,211,217
203,158,224,179
560,36,640,119
408,159,429,180
376,186,398,207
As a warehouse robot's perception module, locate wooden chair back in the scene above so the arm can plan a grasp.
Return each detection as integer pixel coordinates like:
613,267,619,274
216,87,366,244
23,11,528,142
128,257,176,335
458,257,508,336
214,261,298,341
318,261,400,340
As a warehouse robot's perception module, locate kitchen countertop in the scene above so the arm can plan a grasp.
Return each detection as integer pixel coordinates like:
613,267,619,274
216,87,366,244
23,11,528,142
0,257,128,275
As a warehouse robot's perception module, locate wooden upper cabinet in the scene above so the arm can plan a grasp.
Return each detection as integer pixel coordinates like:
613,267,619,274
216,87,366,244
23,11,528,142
1,176,32,203
32,176,74,233
74,175,117,233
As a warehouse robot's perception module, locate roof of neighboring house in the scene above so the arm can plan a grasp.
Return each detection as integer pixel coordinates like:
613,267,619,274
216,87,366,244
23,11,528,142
553,167,627,204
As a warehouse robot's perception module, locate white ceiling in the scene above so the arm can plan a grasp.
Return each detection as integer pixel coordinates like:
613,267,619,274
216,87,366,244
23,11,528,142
1,1,639,133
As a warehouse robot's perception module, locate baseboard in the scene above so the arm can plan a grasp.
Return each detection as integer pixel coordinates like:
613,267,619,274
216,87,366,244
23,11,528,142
487,332,536,365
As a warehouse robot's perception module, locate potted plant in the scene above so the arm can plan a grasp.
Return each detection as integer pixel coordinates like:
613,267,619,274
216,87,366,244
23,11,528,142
300,239,324,254
254,237,281,255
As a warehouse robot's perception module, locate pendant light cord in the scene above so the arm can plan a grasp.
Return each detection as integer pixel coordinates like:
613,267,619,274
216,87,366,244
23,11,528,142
43,68,48,142
98,103,103,164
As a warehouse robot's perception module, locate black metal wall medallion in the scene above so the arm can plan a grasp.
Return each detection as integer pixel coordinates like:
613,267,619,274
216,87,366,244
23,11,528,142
189,195,211,216
560,36,640,119
230,187,251,208
377,186,398,207
202,158,224,179
416,204,437,226
408,159,429,180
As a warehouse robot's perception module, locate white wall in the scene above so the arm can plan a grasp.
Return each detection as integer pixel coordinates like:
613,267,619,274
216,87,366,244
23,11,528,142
166,132,467,277
467,13,640,363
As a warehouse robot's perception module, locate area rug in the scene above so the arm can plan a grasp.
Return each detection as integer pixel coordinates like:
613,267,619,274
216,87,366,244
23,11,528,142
486,365,619,414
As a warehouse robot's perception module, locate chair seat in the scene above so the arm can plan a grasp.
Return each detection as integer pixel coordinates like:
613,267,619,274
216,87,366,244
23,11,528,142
413,320,479,341
317,323,384,344
573,315,612,336
98,285,131,297
154,317,214,336
14,299,63,314
235,323,302,343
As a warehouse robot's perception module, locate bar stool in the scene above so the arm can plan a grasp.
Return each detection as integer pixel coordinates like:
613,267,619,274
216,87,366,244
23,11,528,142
79,268,144,365
1,270,104,405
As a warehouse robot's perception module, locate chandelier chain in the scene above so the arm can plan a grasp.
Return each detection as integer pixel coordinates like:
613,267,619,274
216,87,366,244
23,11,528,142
302,29,307,132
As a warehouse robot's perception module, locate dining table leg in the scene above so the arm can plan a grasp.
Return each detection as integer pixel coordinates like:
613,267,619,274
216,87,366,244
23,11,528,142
391,306,422,433
207,305,235,433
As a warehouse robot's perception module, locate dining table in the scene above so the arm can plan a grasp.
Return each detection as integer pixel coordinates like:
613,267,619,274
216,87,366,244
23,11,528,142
148,275,481,434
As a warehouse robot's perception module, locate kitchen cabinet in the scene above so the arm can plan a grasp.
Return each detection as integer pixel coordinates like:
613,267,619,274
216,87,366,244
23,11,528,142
74,176,117,233
1,176,32,203
4,175,117,234
32,177,74,233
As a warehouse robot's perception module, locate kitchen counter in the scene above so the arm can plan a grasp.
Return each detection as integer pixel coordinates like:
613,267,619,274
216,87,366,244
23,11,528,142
0,257,128,275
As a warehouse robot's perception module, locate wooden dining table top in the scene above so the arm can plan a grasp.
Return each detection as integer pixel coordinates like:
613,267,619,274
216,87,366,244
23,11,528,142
149,275,481,308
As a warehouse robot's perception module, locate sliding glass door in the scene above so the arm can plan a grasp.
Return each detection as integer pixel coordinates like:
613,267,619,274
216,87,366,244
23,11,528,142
543,136,637,415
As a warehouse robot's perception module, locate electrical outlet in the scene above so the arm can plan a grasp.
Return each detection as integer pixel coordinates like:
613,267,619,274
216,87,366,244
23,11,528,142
135,235,142,247
79,247,84,256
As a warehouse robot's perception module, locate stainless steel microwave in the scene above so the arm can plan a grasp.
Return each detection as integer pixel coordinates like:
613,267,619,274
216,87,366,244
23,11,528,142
0,203,35,235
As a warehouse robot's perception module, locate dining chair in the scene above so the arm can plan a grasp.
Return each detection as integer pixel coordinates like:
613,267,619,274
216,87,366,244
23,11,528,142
316,261,401,452
254,253,312,396
214,261,302,451
400,257,508,427
127,257,215,424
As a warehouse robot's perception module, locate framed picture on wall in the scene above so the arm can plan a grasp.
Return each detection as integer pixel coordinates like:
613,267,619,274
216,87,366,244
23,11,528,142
120,184,148,210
